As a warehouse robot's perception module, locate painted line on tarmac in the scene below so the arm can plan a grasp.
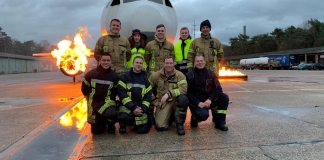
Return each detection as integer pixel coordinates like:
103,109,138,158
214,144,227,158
232,84,252,92
0,96,84,160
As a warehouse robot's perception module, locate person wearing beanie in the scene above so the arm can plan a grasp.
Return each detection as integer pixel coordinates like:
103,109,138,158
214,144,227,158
94,18,131,75
186,19,226,131
127,29,148,70
200,19,211,31
144,24,174,75
187,19,224,74
174,27,193,75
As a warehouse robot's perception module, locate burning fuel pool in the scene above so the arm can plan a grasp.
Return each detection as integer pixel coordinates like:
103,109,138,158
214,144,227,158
218,67,248,80
8,99,88,160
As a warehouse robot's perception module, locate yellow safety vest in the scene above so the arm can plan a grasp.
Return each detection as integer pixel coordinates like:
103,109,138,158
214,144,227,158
127,47,147,69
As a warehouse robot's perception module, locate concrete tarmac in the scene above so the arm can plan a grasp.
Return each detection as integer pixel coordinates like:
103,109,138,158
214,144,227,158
1,70,324,160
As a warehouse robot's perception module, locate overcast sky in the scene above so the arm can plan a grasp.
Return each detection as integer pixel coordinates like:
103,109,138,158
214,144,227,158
1,0,324,50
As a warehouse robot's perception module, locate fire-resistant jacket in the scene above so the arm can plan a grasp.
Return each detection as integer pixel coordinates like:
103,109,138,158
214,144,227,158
144,37,174,73
186,67,223,106
127,47,147,69
187,34,224,72
81,65,119,124
94,30,131,74
174,38,193,73
149,68,187,102
117,69,152,112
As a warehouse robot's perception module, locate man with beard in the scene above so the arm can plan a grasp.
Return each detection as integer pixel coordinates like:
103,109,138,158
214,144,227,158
94,19,131,75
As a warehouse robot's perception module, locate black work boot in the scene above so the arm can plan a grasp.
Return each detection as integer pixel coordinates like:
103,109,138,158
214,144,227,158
168,114,175,125
176,123,185,135
215,124,228,131
119,123,126,134
190,115,198,127
107,122,116,134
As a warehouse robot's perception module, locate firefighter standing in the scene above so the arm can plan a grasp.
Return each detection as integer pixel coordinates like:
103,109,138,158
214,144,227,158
127,29,148,70
94,19,131,75
187,19,224,74
81,52,119,134
174,27,193,75
186,55,229,131
149,56,188,135
145,24,174,75
117,56,153,134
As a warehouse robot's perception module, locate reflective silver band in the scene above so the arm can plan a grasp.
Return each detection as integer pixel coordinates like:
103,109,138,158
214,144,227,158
91,79,113,85
126,83,146,88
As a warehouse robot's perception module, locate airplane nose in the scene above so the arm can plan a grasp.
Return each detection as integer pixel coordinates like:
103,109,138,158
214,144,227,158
131,5,163,32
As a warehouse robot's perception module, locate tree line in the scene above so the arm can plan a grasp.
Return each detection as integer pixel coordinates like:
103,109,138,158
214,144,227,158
0,27,56,56
223,18,324,56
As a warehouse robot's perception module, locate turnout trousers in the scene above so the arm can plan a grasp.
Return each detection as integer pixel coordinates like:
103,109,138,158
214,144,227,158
155,95,188,128
91,105,118,134
189,93,229,126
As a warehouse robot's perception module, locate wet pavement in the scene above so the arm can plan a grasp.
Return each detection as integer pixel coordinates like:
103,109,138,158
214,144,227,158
1,70,324,159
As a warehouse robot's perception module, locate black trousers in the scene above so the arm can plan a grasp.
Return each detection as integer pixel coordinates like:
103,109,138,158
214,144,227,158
91,105,118,134
189,93,229,125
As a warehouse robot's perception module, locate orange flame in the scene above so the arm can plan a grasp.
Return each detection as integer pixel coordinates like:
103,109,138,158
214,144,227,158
51,26,93,76
219,66,245,76
60,99,87,130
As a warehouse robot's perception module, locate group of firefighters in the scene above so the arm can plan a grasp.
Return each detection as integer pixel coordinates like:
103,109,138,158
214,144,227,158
81,18,230,136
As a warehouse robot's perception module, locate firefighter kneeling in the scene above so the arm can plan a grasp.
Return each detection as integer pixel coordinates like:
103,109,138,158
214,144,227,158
149,56,189,135
81,52,120,134
117,56,153,134
186,54,229,131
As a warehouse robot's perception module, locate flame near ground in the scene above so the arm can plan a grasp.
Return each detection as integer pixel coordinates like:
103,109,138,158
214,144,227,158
60,99,87,131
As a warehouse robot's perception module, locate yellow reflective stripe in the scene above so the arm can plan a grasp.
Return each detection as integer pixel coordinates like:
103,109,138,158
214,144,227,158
127,92,131,98
146,85,152,93
217,110,227,114
187,63,193,69
103,46,108,52
83,78,90,87
213,56,217,69
122,97,132,105
135,113,148,125
98,100,116,114
150,51,155,72
177,80,187,85
119,106,131,114
218,49,223,53
118,80,127,89
174,89,180,97
142,101,150,108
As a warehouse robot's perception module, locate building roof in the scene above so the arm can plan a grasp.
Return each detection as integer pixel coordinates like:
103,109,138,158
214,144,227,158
0,52,39,60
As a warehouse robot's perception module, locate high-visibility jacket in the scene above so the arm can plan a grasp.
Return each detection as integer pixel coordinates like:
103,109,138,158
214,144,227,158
174,38,193,73
117,69,152,126
94,30,131,74
144,36,174,74
81,65,119,124
187,34,224,73
127,47,147,69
